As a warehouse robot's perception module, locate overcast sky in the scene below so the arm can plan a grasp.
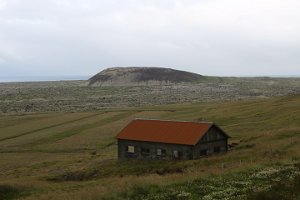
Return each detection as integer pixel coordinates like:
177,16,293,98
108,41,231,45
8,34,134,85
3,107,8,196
0,0,300,77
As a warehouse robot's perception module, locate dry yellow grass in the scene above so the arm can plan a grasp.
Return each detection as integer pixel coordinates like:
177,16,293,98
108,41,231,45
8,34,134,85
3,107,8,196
0,95,299,199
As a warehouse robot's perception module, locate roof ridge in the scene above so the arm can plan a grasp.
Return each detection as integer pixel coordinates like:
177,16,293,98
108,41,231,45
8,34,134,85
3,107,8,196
134,118,213,124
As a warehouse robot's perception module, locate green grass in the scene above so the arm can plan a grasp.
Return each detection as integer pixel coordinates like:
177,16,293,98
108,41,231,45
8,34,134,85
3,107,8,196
0,95,299,199
0,185,29,200
102,162,300,200
46,159,188,182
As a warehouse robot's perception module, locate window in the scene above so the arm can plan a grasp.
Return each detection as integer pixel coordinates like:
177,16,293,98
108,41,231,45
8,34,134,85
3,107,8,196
157,149,166,156
173,150,182,158
157,149,162,156
173,150,179,158
200,149,207,156
141,148,150,156
127,145,134,153
214,146,221,153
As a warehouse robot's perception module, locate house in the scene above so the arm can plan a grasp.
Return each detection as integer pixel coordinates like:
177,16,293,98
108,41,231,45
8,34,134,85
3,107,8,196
116,119,229,160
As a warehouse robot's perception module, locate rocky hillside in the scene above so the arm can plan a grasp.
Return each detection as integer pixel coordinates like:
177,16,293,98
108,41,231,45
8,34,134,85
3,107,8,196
88,67,203,86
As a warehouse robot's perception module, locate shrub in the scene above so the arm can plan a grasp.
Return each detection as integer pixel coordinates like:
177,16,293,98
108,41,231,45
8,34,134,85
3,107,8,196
0,185,28,200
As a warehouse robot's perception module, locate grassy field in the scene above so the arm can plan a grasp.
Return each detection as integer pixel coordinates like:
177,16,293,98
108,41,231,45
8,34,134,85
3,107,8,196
0,95,300,199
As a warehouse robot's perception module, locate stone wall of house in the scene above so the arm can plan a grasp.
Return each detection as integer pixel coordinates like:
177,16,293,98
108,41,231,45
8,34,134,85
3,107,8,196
118,125,228,160
118,139,193,160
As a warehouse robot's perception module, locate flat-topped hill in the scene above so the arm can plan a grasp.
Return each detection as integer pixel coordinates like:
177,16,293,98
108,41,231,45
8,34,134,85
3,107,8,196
88,67,203,86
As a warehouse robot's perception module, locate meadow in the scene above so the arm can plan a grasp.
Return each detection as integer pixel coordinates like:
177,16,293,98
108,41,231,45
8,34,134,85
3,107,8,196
0,94,300,199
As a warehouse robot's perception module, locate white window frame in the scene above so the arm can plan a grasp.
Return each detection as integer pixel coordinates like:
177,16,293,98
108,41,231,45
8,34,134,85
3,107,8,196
173,150,179,158
127,145,134,153
157,149,162,156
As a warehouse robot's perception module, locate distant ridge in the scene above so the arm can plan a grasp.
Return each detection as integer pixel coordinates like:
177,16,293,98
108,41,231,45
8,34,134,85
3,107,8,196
88,67,203,86
0,76,89,83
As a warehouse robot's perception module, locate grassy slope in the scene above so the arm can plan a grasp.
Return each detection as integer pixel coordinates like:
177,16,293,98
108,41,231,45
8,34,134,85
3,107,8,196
0,95,299,199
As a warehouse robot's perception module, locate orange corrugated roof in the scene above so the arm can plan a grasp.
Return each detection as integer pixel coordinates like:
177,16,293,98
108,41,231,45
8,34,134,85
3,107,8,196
117,119,214,145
